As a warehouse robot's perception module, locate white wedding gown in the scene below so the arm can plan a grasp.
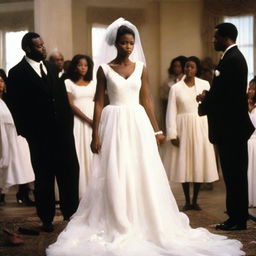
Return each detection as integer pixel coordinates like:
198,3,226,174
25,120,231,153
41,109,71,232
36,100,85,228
46,61,244,256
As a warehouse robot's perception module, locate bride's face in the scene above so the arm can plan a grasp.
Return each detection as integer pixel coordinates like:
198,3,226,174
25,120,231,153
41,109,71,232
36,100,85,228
115,34,135,57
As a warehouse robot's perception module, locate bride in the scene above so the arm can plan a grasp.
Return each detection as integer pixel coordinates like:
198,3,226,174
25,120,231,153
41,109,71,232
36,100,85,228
46,18,244,256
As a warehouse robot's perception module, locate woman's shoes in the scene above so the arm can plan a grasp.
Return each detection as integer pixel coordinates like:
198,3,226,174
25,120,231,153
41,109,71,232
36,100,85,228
3,229,24,246
182,203,202,211
0,193,5,205
182,203,193,211
191,203,202,211
16,192,35,206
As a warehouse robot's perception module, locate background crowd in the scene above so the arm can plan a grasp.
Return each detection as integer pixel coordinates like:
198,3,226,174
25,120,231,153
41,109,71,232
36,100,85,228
0,24,255,240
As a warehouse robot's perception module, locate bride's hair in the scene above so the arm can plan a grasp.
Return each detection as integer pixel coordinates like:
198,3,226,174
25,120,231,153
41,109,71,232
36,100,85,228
115,26,135,44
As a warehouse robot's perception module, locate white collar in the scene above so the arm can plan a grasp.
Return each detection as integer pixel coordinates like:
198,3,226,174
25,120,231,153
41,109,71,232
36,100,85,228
221,44,237,59
25,56,43,66
25,56,47,76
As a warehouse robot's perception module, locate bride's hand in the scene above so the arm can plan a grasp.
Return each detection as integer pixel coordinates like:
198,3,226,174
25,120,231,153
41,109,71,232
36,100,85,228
91,135,101,153
156,134,165,145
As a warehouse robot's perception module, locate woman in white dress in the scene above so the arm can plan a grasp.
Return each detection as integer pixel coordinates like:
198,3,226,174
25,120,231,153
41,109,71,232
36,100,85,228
65,55,95,198
0,69,34,204
165,57,219,211
46,18,244,256
247,77,256,207
159,56,187,119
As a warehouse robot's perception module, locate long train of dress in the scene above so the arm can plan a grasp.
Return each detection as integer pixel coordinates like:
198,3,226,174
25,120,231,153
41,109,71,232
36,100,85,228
46,61,244,256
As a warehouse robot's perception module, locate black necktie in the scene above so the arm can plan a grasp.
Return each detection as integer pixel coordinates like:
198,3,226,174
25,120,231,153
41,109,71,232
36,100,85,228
39,63,47,82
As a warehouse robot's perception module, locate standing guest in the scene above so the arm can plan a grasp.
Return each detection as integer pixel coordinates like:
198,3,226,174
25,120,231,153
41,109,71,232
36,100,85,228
6,32,79,232
63,60,71,74
49,50,65,78
65,54,96,198
197,23,254,230
0,69,34,205
160,56,187,118
247,77,256,207
165,56,218,211
200,56,215,86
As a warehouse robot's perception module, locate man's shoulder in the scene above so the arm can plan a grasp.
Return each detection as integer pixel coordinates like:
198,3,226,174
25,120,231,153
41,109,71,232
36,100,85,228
225,46,245,61
8,58,27,75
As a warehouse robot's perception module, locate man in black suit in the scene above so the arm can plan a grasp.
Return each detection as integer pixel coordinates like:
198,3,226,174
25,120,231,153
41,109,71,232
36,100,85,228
197,23,254,230
6,32,79,232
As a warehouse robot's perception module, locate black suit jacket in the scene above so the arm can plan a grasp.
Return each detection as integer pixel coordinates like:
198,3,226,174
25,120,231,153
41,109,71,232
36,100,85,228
199,46,254,144
6,57,74,141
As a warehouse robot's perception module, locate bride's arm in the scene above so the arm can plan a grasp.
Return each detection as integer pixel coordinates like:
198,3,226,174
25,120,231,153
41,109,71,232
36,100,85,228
90,67,107,153
140,66,165,145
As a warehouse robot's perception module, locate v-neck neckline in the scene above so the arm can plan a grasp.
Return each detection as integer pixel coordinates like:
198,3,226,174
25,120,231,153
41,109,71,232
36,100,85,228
107,62,137,80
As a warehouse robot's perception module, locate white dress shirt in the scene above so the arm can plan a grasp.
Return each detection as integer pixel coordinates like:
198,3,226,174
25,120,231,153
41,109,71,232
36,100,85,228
25,56,48,77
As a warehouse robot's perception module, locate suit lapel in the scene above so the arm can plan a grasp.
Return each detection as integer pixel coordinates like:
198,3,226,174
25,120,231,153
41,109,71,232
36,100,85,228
21,58,52,95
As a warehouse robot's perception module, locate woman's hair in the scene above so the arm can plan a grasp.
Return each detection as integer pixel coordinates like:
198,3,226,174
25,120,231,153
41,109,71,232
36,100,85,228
185,56,201,77
249,76,256,103
250,76,256,84
115,25,135,44
0,69,7,83
66,54,93,82
168,56,187,75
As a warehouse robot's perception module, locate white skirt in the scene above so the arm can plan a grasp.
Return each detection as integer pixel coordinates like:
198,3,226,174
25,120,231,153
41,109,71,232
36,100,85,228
162,113,219,183
46,105,243,256
0,123,34,192
248,134,256,207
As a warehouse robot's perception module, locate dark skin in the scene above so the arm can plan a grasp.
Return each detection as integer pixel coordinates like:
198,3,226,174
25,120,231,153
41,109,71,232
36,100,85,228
25,37,47,62
248,82,256,113
171,61,197,147
67,58,93,127
50,52,64,72
196,29,235,103
91,33,165,154
172,60,202,211
0,76,5,99
171,60,184,80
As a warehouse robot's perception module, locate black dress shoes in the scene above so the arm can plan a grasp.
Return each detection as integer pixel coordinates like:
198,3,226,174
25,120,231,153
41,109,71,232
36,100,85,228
41,223,54,233
215,222,247,231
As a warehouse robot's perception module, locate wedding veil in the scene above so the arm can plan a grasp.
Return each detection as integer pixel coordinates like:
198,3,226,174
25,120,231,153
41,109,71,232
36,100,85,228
95,17,146,71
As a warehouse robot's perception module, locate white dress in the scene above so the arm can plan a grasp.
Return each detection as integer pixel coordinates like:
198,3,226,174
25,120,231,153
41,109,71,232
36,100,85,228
46,62,244,256
0,98,34,192
163,78,219,183
65,79,96,199
248,107,256,207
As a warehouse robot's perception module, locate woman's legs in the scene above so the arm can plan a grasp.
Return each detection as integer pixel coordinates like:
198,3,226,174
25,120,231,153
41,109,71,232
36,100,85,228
181,182,192,210
192,182,202,210
16,183,35,206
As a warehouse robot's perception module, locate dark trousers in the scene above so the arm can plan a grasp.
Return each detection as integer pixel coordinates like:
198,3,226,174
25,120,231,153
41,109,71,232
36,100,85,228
217,140,248,224
27,132,79,224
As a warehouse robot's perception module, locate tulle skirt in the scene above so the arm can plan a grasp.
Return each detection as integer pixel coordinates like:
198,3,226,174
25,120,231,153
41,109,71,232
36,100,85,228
46,105,244,256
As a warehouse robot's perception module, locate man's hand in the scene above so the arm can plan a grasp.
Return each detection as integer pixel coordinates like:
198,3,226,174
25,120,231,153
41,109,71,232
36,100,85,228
196,90,208,103
171,138,180,147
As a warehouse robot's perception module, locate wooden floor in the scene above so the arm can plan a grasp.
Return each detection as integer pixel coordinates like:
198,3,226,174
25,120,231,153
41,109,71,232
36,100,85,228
0,177,256,256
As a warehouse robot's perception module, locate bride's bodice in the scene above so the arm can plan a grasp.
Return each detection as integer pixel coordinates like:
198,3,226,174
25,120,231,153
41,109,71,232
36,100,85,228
101,61,144,106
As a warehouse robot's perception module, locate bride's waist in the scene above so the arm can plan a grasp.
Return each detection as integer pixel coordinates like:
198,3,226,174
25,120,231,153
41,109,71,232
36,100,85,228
108,101,140,107
104,103,143,110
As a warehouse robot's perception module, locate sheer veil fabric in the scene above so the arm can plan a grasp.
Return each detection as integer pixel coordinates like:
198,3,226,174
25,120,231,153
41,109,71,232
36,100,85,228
46,18,244,256
94,17,146,70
